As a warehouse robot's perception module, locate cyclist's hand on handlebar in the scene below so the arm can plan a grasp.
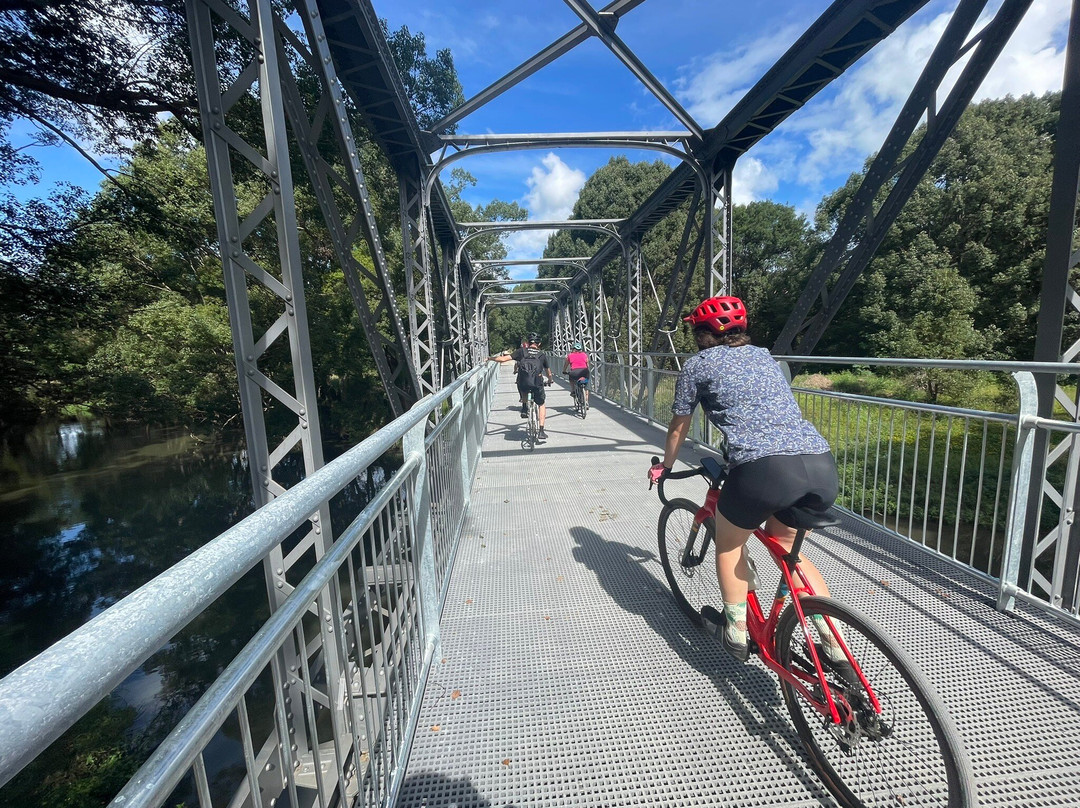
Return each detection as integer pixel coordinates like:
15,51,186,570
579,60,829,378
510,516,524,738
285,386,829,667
647,461,668,489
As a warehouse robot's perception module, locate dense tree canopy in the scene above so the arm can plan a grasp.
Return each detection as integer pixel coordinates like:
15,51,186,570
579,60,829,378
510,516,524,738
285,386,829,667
0,9,476,437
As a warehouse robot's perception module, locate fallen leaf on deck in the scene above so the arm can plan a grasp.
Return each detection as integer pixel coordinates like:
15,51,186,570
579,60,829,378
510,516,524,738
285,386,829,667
452,690,462,699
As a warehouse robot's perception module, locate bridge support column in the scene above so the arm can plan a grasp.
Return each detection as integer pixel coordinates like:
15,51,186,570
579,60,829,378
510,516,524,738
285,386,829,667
1024,0,1080,616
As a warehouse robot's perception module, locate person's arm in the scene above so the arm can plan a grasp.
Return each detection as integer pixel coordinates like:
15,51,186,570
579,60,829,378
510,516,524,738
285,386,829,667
662,414,693,470
562,359,570,374
489,352,512,363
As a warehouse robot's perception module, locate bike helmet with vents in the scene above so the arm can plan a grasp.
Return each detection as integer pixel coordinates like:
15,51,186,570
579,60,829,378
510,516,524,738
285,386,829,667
683,295,748,333
527,332,541,344
572,341,583,350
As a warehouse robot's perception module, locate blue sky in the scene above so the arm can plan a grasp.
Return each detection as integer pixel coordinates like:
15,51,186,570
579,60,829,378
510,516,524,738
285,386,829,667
9,0,1070,277
376,0,1069,271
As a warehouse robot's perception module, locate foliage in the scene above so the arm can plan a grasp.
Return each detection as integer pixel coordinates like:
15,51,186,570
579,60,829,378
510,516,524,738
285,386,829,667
812,93,1063,365
0,16,469,439
383,22,464,130
731,200,817,346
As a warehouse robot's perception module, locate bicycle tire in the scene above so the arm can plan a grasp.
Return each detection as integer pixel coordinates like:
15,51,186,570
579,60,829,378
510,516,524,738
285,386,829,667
776,595,974,808
528,401,539,446
657,499,722,628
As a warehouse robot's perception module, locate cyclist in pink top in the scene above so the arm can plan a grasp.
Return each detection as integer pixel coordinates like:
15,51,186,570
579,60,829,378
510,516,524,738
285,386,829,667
562,341,590,407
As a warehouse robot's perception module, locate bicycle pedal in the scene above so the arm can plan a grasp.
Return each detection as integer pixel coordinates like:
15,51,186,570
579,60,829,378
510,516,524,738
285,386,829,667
700,605,724,637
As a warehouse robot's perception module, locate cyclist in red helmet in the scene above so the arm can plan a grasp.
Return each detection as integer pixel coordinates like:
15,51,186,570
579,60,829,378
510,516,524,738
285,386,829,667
648,295,840,662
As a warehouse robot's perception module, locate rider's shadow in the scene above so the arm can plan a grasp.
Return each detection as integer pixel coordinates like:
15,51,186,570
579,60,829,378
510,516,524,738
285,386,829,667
569,526,833,803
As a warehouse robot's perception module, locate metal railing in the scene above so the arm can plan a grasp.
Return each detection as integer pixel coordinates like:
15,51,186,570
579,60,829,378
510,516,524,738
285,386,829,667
0,362,498,808
586,352,1080,626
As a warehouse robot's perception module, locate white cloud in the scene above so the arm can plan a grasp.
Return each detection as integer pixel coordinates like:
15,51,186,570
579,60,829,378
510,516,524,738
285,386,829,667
523,152,586,220
714,0,1069,203
675,23,807,125
975,0,1070,99
502,153,586,272
732,156,779,205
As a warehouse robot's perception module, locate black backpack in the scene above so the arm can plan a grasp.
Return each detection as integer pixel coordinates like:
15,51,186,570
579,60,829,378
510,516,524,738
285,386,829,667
517,348,546,384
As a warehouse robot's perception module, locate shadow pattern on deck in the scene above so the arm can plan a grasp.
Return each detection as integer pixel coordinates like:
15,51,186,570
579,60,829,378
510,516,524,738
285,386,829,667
398,368,1080,807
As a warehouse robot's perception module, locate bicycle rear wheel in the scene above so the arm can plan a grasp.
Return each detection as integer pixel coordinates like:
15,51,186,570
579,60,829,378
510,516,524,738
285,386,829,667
526,399,539,448
657,499,722,627
776,596,974,808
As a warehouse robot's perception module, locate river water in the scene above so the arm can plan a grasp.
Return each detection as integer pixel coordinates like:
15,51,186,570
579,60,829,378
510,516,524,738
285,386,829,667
0,421,389,806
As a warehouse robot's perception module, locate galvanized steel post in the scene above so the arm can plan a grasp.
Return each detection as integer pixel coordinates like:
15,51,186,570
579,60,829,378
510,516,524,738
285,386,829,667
403,411,441,654
998,372,1039,612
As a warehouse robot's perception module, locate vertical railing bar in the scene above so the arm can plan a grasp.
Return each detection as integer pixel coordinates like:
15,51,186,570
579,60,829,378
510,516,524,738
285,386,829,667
897,409,909,534
388,487,409,769
909,412,922,539
296,622,329,807
193,753,212,808
871,402,884,521
860,402,872,516
271,650,302,808
971,419,990,568
884,408,896,527
374,494,398,792
923,414,938,548
988,423,1010,577
342,546,373,802
237,695,264,808
937,415,954,555
841,399,851,503
954,417,971,562
372,503,395,803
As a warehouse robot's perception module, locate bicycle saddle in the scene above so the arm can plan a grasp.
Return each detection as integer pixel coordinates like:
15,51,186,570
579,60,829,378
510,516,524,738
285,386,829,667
776,502,842,530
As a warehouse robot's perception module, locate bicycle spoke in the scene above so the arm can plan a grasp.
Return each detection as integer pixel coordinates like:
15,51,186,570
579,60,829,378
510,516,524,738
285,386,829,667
778,597,972,808
658,500,722,627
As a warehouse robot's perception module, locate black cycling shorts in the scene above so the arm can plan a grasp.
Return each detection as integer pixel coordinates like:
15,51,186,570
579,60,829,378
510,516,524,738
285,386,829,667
569,368,590,384
716,452,838,530
516,378,546,406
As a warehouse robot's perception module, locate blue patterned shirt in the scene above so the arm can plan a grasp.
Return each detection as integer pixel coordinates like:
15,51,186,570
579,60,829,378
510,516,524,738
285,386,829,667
672,345,830,467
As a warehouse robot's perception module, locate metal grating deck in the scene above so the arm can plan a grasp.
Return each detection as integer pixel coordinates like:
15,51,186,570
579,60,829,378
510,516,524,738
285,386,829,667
397,367,1080,807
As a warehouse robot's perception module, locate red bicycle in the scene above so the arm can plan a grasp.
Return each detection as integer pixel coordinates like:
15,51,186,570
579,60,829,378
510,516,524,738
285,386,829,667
651,455,974,808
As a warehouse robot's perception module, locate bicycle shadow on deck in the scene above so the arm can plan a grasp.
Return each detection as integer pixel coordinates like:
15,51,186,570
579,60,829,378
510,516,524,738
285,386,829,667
568,525,835,805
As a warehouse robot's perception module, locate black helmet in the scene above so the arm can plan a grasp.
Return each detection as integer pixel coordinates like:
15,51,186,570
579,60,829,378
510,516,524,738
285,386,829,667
527,332,540,344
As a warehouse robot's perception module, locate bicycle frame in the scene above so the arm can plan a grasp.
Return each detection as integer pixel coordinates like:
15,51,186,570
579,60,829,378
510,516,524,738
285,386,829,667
672,469,881,727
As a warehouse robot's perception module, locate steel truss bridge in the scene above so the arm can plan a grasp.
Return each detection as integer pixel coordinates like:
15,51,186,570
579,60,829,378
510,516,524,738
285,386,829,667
1,0,1080,806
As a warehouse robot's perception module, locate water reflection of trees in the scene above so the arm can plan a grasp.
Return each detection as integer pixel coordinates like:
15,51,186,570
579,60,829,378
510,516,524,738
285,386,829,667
0,424,398,808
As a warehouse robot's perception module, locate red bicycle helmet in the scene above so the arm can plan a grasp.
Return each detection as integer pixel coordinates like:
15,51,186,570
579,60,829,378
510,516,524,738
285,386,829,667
683,295,748,333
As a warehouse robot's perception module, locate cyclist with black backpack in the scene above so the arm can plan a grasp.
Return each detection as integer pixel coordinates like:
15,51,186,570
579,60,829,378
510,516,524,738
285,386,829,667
489,332,554,438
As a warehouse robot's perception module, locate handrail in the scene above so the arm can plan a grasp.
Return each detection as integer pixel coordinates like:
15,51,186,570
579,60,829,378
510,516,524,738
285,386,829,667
0,363,491,789
589,353,1080,626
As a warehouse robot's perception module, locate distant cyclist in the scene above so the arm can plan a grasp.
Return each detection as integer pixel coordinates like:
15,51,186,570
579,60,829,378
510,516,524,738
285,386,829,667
562,341,590,407
490,332,554,438
648,296,839,663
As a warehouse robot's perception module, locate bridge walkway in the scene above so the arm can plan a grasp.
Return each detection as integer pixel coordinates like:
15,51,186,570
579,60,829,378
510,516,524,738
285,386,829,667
398,366,1080,807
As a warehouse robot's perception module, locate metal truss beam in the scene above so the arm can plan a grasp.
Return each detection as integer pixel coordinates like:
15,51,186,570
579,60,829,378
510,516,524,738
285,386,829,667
277,2,420,416
562,0,702,139
430,0,647,133
314,0,461,246
401,170,441,395
186,0,348,797
1023,0,1080,615
773,0,1033,356
576,0,932,290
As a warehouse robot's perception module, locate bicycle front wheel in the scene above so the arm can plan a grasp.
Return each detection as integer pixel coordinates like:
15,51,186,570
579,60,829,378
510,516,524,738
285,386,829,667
776,596,974,808
658,499,721,628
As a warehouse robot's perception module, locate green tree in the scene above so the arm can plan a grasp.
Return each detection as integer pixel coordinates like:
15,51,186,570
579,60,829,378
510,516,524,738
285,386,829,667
731,200,816,346
810,93,1063,367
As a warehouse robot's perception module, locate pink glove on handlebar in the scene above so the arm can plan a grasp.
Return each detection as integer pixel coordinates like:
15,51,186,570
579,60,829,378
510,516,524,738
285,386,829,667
648,463,668,485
